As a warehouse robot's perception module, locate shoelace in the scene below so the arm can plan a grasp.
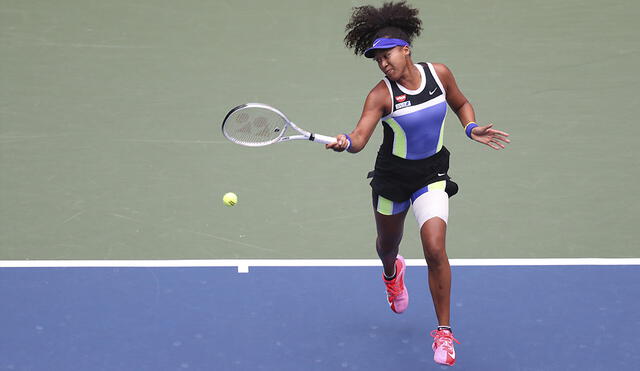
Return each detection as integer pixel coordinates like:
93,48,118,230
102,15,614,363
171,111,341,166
430,330,460,351
384,277,402,300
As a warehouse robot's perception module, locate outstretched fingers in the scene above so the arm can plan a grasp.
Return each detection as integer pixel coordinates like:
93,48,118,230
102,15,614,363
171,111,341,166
489,138,506,149
492,134,510,144
490,129,510,138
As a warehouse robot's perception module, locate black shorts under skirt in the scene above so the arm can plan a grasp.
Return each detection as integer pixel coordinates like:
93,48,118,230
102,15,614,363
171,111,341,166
367,146,459,202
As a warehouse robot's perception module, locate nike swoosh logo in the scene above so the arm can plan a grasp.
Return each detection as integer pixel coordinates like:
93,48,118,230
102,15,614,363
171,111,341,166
438,173,446,177
429,87,438,95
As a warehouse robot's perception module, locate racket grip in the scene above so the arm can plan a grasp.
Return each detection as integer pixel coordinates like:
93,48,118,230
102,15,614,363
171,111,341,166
310,133,337,144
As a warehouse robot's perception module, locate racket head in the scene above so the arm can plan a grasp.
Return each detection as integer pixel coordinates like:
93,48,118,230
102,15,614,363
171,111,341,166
222,103,290,146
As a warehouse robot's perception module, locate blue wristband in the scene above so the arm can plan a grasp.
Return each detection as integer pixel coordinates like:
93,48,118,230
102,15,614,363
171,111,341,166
343,134,352,151
465,122,478,139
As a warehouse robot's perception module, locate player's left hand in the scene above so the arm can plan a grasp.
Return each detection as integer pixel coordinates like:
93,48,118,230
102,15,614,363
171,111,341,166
471,124,510,150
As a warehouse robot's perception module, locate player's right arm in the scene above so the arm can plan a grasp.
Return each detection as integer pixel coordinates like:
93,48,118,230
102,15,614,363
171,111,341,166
326,80,390,153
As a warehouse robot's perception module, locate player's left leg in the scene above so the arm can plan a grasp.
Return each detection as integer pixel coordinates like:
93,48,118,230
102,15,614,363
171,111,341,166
420,217,451,327
422,215,459,366
411,185,459,366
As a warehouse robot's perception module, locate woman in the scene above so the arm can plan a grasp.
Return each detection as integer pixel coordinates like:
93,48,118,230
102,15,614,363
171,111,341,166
326,1,510,366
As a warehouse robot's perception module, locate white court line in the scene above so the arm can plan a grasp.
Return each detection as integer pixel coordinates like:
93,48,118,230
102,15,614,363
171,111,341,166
1,259,639,273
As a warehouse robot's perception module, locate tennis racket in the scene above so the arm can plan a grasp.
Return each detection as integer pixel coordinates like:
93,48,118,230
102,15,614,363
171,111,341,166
222,103,337,147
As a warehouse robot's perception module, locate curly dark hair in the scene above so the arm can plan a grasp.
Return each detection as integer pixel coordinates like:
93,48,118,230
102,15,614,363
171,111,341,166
344,1,423,56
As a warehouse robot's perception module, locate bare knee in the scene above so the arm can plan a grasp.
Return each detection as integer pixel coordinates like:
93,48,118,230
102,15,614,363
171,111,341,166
424,243,447,267
421,220,447,267
374,210,408,256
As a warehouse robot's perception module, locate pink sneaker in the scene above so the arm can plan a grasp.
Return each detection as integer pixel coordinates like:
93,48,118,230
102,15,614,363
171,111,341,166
382,255,408,313
431,328,460,366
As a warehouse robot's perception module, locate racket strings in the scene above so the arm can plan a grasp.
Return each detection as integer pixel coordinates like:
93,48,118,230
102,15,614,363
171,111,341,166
223,108,285,145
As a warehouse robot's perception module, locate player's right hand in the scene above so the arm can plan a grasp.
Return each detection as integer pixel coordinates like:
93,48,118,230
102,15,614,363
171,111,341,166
326,134,350,152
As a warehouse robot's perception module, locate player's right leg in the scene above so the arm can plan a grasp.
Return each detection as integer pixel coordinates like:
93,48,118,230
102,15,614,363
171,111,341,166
373,192,410,313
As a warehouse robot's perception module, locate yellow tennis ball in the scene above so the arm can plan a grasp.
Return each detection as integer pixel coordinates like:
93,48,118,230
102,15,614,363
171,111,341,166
223,192,238,206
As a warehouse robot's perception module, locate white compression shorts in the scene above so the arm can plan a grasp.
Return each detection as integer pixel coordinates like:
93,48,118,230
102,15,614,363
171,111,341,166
412,189,449,228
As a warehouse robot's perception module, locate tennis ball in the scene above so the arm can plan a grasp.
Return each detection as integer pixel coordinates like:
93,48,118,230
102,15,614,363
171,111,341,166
223,192,238,206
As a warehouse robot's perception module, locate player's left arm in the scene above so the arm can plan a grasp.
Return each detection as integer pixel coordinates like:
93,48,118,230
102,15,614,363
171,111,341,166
433,63,510,150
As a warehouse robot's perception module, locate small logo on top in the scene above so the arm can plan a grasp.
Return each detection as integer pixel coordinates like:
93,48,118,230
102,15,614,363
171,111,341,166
395,101,411,110
395,95,407,103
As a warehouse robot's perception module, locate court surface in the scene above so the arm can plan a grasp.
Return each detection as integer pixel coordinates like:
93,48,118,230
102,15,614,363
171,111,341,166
2,0,639,370
1,262,639,370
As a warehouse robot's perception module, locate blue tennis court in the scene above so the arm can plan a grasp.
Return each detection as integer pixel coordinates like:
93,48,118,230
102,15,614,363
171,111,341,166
2,264,638,370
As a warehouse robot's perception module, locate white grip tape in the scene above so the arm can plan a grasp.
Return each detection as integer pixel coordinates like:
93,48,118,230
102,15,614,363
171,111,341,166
312,133,337,144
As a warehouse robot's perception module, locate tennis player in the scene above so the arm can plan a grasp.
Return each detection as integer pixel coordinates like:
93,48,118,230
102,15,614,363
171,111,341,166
326,1,510,366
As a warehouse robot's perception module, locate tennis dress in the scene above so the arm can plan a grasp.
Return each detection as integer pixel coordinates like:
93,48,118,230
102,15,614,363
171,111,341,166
369,62,458,214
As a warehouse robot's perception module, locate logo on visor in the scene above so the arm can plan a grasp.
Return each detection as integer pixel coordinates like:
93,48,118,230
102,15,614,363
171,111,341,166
395,95,407,103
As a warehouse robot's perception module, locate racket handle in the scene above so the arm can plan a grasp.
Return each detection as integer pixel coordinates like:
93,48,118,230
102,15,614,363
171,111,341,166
310,133,337,144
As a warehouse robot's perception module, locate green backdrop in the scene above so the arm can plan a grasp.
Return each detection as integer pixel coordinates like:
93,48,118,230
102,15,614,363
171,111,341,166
1,0,638,259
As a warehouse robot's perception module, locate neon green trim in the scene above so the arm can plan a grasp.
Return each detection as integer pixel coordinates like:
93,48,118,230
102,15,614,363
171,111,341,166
377,196,394,215
428,180,446,191
383,118,407,159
